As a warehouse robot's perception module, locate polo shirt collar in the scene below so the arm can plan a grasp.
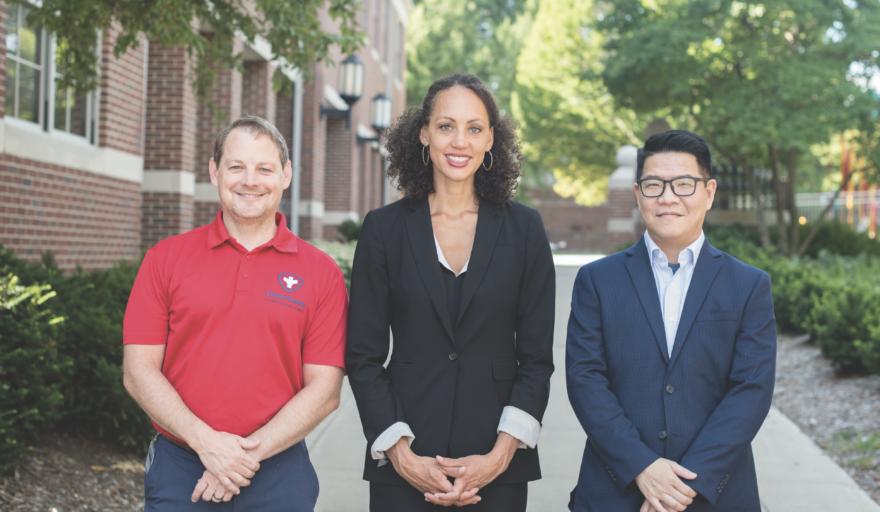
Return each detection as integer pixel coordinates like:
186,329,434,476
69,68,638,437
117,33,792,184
207,210,299,253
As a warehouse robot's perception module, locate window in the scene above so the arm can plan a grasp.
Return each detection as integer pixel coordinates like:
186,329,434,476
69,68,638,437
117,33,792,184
5,2,43,123
53,40,92,139
5,3,98,143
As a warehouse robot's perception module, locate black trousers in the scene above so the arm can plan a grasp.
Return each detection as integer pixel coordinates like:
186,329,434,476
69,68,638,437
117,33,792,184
369,481,527,512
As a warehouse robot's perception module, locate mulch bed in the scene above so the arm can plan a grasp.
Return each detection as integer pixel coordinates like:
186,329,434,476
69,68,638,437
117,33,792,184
0,433,144,511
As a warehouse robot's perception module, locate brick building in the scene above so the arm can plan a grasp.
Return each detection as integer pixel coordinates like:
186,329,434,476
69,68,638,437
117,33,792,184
0,0,410,270
531,146,642,254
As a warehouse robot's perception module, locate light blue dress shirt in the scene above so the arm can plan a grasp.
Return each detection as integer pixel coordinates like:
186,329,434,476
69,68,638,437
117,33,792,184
644,231,705,356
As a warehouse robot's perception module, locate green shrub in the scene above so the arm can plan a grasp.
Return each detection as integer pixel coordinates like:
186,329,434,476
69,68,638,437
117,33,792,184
804,279,880,373
799,221,880,258
337,219,362,242
0,273,69,472
768,261,830,333
311,240,355,289
0,246,151,452
51,262,152,450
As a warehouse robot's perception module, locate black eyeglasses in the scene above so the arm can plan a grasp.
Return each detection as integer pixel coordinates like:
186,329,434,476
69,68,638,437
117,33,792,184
637,176,712,198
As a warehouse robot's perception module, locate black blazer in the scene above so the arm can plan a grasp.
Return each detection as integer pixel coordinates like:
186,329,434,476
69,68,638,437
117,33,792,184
345,196,555,485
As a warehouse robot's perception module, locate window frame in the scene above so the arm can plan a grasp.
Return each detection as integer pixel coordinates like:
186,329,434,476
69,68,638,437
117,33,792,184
5,2,100,145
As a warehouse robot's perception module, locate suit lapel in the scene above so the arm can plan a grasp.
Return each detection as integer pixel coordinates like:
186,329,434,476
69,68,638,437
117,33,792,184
456,201,503,328
669,241,723,366
403,197,455,343
624,238,670,363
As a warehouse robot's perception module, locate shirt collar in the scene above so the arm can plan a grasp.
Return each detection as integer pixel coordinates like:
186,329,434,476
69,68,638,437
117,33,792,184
207,210,299,253
644,231,704,269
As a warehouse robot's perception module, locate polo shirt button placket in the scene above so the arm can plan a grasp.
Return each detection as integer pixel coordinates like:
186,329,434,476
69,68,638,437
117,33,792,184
239,252,252,292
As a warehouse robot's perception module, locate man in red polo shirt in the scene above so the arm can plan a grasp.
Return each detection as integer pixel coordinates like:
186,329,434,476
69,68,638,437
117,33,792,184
123,116,347,511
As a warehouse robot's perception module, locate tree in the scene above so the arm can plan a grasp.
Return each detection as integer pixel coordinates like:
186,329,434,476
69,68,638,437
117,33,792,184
19,0,362,97
405,0,534,113
512,0,643,205
600,0,880,255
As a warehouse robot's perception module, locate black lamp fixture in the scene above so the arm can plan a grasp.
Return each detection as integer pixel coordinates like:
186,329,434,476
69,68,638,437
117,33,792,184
321,54,364,126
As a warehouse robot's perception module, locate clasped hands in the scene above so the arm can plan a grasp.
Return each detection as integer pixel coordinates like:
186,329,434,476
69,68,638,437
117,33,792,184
386,433,519,507
635,458,698,512
188,429,263,503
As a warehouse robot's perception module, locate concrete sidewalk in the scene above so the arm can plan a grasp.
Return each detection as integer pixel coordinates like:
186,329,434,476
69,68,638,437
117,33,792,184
306,261,880,511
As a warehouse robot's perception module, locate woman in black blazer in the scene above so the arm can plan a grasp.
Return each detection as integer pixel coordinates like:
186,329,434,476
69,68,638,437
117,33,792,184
345,74,555,512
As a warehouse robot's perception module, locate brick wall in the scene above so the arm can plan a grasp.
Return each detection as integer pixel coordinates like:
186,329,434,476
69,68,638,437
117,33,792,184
0,156,141,270
193,202,217,229
242,61,276,122
144,44,197,172
99,28,146,155
142,192,194,245
0,3,145,269
532,189,639,253
324,118,354,212
142,42,198,250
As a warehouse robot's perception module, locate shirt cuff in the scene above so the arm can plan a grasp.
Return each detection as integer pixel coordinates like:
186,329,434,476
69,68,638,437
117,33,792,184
371,422,415,467
498,406,541,449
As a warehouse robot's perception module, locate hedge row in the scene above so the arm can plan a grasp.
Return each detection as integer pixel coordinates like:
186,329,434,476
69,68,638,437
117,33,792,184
708,224,880,374
0,248,151,473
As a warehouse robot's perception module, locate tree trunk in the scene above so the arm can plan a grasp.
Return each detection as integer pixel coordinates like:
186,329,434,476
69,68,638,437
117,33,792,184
795,170,857,257
767,144,789,254
784,152,800,256
745,165,771,247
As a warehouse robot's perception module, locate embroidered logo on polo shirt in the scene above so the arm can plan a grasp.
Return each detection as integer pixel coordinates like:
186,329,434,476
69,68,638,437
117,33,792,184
266,272,306,310
277,272,304,292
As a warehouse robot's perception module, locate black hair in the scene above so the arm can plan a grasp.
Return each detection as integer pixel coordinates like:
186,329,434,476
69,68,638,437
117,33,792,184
636,129,712,180
384,73,521,204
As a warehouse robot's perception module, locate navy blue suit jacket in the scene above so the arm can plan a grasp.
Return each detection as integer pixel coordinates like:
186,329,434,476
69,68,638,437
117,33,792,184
565,237,776,511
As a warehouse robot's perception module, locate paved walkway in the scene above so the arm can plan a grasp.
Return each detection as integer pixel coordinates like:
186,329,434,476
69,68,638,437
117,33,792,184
306,259,880,511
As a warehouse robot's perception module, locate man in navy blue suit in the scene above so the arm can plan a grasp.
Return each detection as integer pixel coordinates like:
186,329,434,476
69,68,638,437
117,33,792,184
566,130,776,512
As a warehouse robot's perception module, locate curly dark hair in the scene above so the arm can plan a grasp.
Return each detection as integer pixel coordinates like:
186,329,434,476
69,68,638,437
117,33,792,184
385,74,522,205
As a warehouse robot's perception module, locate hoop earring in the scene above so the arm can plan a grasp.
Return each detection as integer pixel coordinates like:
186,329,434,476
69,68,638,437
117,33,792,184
482,150,494,171
421,145,430,167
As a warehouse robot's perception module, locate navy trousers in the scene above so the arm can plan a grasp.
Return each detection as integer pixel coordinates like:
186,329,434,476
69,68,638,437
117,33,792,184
144,435,319,512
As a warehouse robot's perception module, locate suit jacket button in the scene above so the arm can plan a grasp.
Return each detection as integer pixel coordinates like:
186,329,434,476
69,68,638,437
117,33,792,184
658,430,668,440
665,384,675,394
448,352,458,361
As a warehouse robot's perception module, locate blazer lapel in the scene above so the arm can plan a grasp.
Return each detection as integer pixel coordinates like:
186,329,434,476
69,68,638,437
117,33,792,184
669,241,723,366
456,201,503,328
624,238,670,363
403,197,456,343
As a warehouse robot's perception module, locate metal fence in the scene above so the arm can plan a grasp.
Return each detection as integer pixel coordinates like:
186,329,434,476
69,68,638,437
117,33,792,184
711,164,878,238
712,164,776,212
796,189,879,237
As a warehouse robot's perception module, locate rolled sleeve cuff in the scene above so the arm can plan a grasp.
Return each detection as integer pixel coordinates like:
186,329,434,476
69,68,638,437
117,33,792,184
497,406,541,449
370,422,415,467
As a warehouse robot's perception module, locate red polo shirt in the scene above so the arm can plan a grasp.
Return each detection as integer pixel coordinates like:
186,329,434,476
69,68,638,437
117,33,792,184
123,211,347,440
